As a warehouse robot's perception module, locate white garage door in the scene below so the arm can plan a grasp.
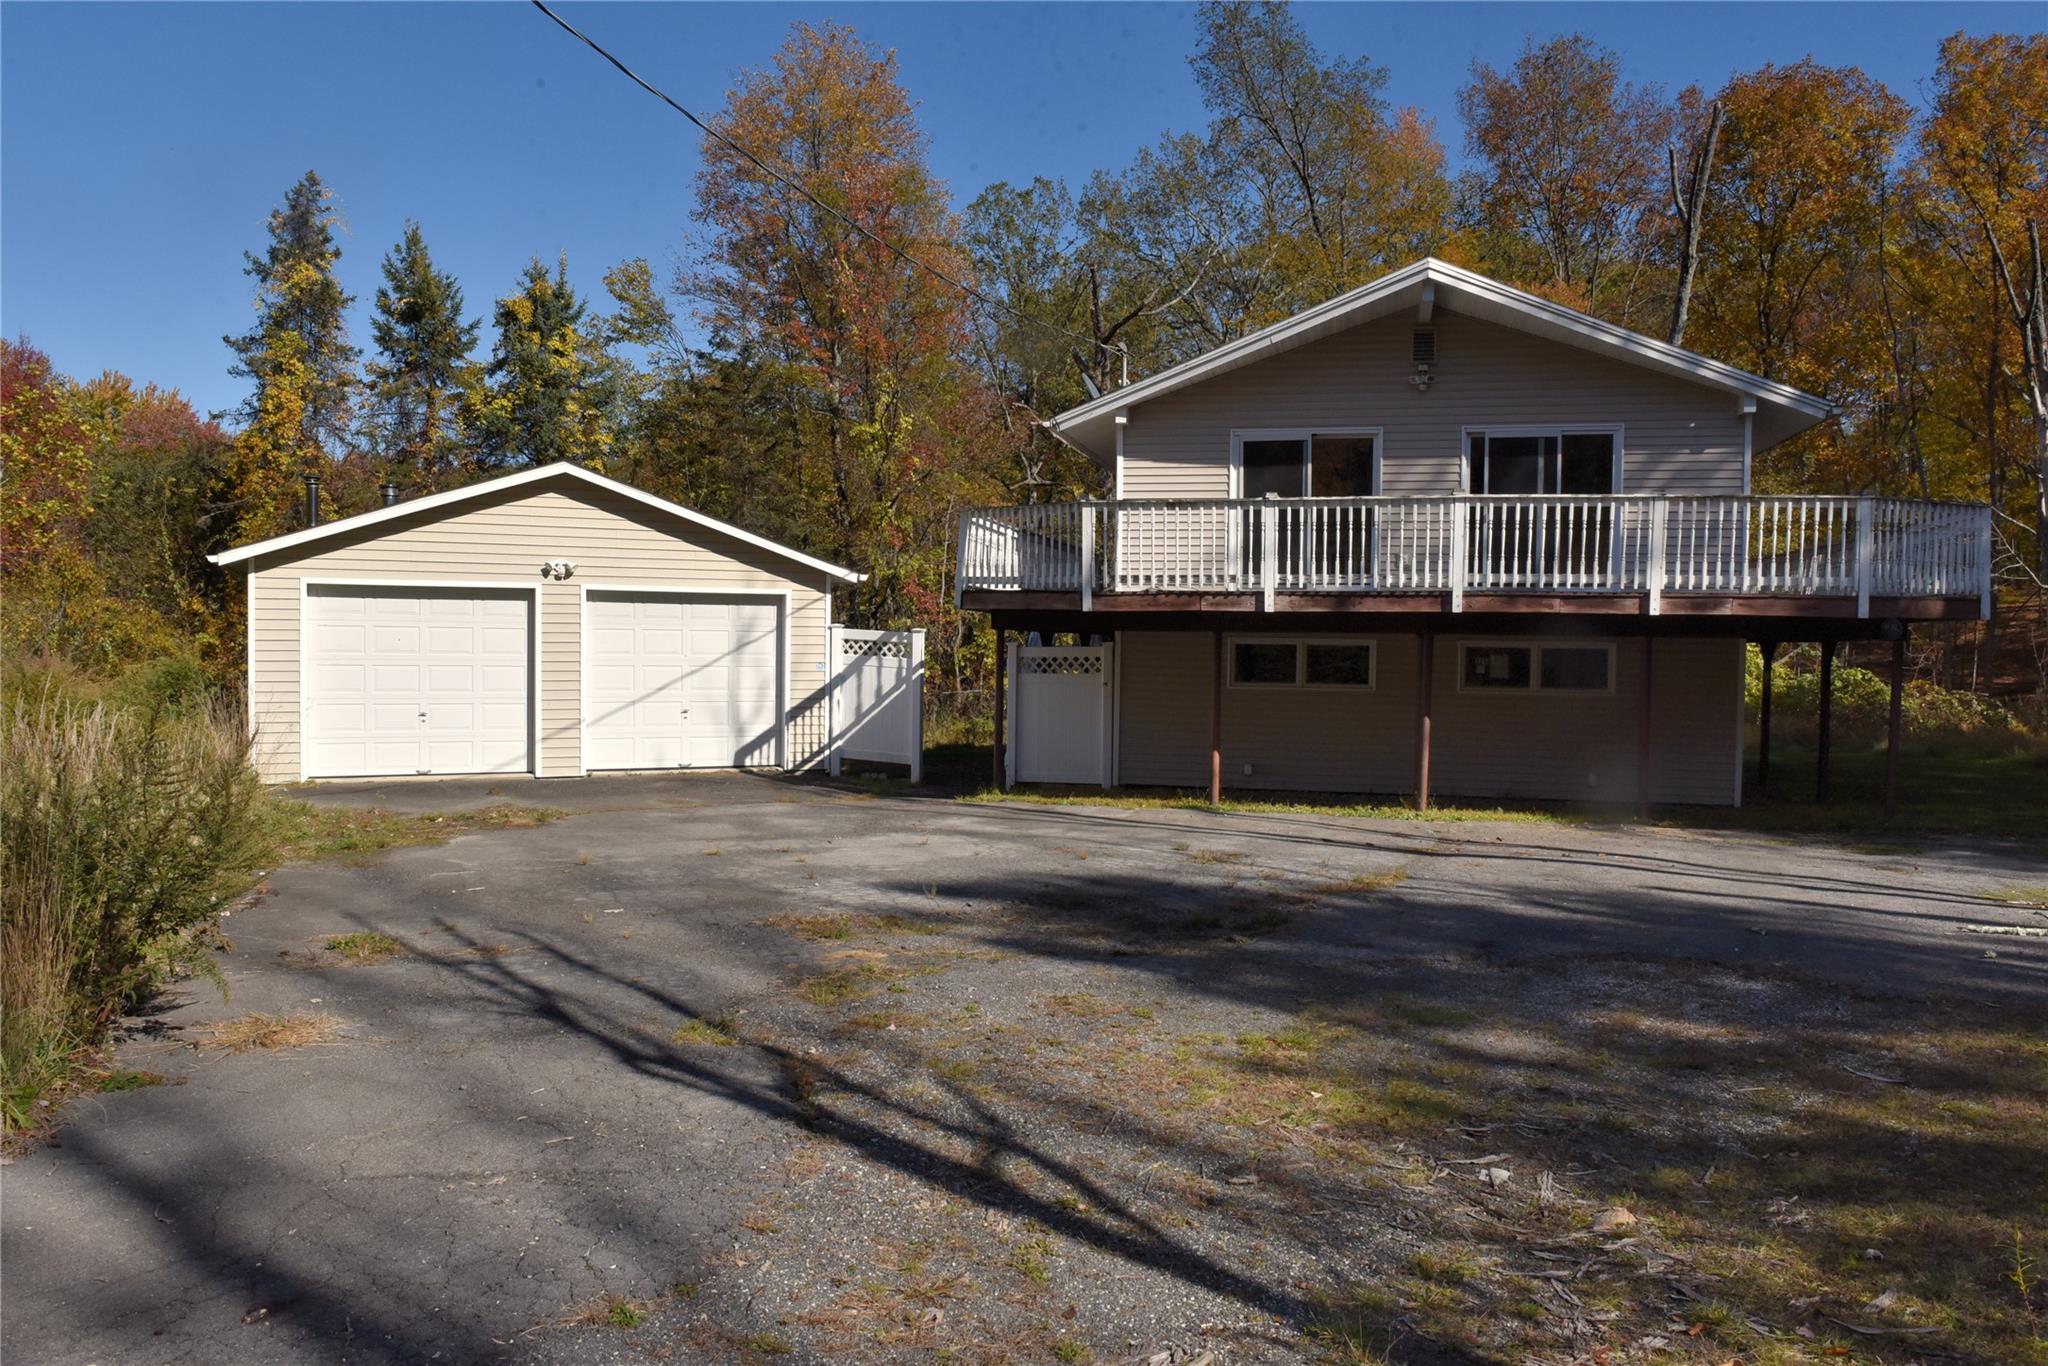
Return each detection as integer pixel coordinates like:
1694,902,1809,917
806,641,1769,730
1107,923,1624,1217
584,592,782,770
304,586,532,778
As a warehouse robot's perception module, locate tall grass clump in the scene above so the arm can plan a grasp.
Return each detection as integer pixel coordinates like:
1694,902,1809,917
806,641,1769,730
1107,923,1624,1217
1,678,267,1131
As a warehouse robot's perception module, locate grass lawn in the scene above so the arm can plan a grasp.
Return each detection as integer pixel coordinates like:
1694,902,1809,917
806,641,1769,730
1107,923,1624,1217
927,742,2048,847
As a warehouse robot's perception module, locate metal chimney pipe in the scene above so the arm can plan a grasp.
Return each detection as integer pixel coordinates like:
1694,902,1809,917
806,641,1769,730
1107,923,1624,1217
303,475,321,528
380,481,401,508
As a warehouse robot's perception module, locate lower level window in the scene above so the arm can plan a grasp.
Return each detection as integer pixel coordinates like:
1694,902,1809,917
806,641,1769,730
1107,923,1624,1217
1460,642,1612,693
1230,638,1375,689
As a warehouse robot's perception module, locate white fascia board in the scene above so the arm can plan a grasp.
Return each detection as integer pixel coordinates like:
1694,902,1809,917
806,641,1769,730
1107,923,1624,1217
1045,258,1834,446
208,462,867,583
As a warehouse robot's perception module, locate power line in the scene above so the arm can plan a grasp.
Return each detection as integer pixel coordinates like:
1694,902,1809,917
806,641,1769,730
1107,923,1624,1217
528,0,1115,357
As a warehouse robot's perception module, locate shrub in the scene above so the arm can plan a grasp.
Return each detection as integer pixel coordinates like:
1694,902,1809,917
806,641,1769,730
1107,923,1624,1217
1746,644,2032,751
1,683,267,1131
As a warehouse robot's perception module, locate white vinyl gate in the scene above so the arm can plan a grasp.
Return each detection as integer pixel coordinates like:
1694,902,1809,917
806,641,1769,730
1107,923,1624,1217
1006,642,1114,788
827,627,925,780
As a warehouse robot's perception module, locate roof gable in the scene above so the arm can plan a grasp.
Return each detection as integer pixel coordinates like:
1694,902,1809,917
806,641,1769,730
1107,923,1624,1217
1049,258,1834,459
208,462,865,582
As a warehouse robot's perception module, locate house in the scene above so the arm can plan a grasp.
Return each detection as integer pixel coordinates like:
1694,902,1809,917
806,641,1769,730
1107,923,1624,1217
211,462,865,784
957,258,1993,809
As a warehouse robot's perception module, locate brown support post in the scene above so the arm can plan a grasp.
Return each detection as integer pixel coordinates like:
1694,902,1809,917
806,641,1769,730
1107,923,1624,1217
1884,632,1907,822
1816,637,1837,803
1209,630,1224,806
1414,633,1434,812
1637,636,1655,818
1756,641,1777,792
992,628,1007,792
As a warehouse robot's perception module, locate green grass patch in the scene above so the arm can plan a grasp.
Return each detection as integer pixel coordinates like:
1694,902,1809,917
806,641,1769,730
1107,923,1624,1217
1985,885,2048,909
962,745,2048,846
259,800,563,864
1012,1231,1055,1285
769,911,949,941
322,931,406,964
962,786,1565,825
672,1014,739,1047
96,1068,165,1092
1689,744,2048,845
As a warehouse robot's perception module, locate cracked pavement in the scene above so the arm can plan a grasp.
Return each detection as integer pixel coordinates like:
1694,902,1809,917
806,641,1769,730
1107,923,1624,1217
3,773,2042,1364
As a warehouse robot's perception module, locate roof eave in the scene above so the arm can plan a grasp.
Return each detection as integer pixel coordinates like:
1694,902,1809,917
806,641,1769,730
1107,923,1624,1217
1044,258,1834,438
206,463,866,584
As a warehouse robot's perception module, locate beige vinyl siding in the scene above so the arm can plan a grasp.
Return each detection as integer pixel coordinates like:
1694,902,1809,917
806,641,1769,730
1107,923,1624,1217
1429,636,1741,805
244,482,835,783
249,572,303,781
1120,307,1747,500
1115,632,1742,806
1117,632,1418,791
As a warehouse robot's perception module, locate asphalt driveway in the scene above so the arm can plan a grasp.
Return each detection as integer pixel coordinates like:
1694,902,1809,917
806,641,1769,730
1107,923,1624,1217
4,774,2043,1365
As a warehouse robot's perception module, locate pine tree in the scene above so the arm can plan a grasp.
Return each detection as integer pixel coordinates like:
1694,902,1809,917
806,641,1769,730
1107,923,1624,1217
224,171,358,453
221,172,357,542
471,255,615,469
365,222,479,489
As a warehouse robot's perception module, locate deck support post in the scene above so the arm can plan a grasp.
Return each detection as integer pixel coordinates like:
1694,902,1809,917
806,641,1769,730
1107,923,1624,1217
1816,638,1837,803
1637,637,1655,818
1210,630,1224,805
1756,641,1778,791
1414,633,1435,812
992,629,1008,792
1884,631,1907,822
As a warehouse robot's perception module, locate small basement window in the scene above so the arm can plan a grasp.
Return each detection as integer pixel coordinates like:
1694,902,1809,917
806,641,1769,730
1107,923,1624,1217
1459,642,1612,694
1230,638,1375,689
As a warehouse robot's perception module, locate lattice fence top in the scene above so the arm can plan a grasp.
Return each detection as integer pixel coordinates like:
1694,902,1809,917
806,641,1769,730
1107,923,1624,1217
1021,653,1104,676
841,637,909,659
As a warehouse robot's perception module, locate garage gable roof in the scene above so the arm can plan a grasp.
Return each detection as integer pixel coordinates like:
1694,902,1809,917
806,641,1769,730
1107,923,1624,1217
208,462,866,582
1048,257,1837,458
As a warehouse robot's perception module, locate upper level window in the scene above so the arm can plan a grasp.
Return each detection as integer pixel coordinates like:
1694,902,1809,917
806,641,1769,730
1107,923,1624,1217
1467,429,1619,494
1230,638,1376,689
1233,430,1379,498
1459,641,1613,694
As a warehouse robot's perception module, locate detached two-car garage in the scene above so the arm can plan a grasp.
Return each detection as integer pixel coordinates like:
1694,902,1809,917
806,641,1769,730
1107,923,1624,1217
215,463,861,785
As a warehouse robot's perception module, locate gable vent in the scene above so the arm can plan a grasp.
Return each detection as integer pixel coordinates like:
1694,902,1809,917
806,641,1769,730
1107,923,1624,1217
1408,327,1437,392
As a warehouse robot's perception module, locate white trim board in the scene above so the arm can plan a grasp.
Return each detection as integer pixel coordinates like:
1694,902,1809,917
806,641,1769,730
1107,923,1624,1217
212,462,866,584
1048,258,1834,459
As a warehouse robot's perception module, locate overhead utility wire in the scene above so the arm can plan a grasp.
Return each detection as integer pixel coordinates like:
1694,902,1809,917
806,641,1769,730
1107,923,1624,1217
528,0,1120,362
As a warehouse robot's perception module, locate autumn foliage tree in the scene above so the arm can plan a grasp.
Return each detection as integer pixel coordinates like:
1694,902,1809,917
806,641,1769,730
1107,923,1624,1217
1,341,233,669
1457,35,1674,322
687,22,998,628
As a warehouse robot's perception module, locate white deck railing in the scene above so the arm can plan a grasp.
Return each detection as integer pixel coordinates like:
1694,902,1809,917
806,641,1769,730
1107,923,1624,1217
955,495,1993,617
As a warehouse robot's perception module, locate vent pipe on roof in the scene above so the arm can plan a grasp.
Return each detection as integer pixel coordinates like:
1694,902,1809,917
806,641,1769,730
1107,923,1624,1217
303,475,322,528
380,481,401,507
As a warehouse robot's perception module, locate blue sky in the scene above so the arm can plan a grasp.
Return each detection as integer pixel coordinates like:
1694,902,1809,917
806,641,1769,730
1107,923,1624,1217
3,1,2038,423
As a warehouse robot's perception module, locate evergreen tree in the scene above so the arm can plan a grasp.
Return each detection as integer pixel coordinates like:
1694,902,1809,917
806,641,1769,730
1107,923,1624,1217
472,255,614,469
222,172,357,541
364,222,479,489
224,171,358,452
